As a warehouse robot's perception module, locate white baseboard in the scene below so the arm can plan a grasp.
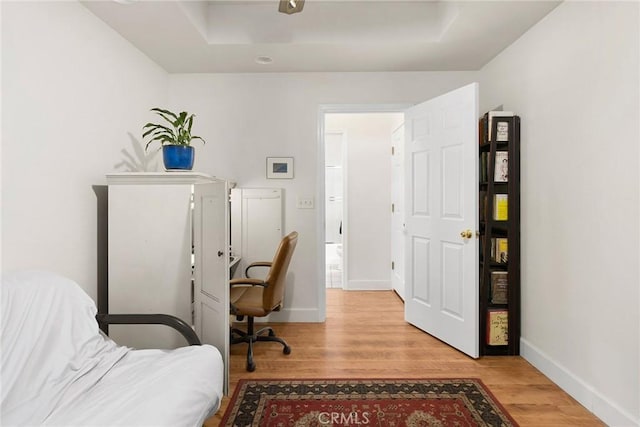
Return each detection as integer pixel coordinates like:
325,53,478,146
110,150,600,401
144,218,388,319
520,338,639,427
345,279,391,291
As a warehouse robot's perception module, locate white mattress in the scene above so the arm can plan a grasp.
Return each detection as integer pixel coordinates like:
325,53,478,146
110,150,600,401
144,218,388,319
1,270,223,427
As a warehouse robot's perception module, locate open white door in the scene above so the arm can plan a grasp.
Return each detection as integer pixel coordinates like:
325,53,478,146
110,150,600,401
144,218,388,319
193,181,230,394
391,124,406,300
404,83,479,358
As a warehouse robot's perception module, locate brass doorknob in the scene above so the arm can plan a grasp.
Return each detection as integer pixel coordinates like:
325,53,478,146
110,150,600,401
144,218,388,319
460,230,473,239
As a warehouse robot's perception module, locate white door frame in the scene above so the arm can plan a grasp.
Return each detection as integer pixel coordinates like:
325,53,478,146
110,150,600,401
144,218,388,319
317,104,412,321
391,123,406,300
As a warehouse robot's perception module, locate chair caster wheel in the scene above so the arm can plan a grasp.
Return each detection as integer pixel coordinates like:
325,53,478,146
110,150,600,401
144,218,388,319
283,346,291,355
247,362,256,372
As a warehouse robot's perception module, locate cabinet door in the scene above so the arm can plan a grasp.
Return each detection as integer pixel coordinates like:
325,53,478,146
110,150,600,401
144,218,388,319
193,181,229,394
108,184,192,349
231,188,283,280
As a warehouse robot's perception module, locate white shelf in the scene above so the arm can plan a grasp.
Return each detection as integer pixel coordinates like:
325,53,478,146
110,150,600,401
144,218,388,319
106,172,220,185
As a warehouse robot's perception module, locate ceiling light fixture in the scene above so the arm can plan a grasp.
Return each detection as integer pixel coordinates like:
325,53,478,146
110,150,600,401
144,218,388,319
278,0,305,15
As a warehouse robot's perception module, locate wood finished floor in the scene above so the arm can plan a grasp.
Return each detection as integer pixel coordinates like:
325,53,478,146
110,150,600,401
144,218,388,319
207,289,604,426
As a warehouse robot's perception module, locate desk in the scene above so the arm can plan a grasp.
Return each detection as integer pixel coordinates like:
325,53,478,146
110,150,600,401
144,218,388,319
230,256,241,278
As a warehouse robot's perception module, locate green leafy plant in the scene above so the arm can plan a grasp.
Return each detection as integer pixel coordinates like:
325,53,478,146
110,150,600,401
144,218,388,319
143,108,206,151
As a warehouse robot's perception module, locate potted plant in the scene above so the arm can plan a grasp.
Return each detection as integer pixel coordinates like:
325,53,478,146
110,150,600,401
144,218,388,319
143,108,206,170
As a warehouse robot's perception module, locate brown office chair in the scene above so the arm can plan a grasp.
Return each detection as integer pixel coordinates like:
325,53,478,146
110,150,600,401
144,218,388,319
230,231,298,372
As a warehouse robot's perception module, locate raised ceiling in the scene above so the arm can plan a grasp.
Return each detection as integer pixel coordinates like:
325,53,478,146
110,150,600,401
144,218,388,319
82,0,560,73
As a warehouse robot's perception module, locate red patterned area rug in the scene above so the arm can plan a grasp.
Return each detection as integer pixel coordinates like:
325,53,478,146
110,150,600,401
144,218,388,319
221,378,518,426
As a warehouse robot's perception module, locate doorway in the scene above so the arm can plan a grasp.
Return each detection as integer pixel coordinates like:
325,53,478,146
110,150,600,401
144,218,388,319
318,84,479,357
318,106,407,311
324,131,345,289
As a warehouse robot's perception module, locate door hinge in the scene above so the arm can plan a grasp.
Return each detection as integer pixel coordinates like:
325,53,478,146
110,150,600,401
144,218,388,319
391,146,395,156
391,261,395,270
391,203,395,213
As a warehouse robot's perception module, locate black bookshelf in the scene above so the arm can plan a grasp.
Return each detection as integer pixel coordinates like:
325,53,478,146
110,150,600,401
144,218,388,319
478,114,520,356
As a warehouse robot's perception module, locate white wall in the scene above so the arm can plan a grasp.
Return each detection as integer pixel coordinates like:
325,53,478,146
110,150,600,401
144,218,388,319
479,2,639,425
325,113,403,290
167,72,476,319
1,2,168,300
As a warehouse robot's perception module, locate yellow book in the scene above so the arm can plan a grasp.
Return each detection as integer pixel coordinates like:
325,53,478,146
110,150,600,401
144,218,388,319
487,310,508,346
495,238,508,263
493,194,508,221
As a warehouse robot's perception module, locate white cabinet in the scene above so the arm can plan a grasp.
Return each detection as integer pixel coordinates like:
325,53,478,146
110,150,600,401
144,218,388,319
230,188,283,279
106,173,229,388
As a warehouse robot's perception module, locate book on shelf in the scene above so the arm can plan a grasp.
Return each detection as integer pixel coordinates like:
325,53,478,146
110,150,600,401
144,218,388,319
493,194,508,221
496,121,509,142
480,152,486,182
478,118,487,145
488,238,507,262
494,238,508,263
490,271,508,304
489,236,494,259
494,151,508,182
479,191,487,222
486,111,514,142
486,309,508,345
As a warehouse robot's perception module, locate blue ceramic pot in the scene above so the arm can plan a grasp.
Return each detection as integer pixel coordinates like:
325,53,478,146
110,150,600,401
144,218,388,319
163,145,194,170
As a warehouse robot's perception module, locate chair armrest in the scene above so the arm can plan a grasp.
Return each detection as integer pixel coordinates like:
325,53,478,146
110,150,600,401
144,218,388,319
245,262,272,278
95,313,201,346
230,278,266,287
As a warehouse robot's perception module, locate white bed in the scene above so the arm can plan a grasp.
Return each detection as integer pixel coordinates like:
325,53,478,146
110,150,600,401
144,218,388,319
1,270,224,427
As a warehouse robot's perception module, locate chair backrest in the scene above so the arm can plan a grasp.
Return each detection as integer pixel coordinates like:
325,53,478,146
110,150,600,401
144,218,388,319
262,231,298,311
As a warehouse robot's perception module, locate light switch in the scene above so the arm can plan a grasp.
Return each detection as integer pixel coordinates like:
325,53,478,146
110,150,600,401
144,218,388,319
296,197,314,209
